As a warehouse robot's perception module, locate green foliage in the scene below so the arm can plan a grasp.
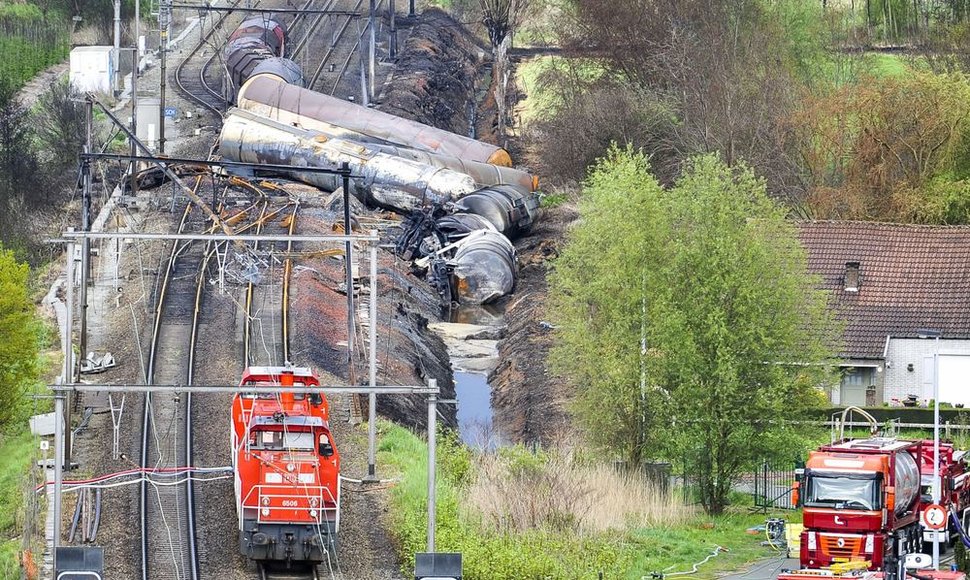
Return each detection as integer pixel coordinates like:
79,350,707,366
792,71,970,223
0,16,69,94
380,421,789,578
549,145,667,465
550,148,839,514
0,429,37,577
379,422,637,579
0,246,43,429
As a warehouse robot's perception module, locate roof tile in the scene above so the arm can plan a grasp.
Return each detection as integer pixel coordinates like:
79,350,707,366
797,221,970,358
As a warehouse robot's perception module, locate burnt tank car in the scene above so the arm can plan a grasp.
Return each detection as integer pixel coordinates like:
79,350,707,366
224,18,301,101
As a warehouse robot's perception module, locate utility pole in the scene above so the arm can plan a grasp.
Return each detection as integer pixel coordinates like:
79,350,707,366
78,101,93,424
130,0,139,193
63,233,76,472
409,0,415,18
113,0,121,94
366,233,378,482
427,381,437,552
369,0,376,101
342,164,356,388
159,0,169,154
389,0,397,59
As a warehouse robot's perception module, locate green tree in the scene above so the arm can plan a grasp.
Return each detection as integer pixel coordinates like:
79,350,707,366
549,146,667,466
550,149,839,515
0,246,42,429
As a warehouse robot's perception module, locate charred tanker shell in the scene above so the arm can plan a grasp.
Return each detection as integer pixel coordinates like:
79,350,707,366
228,17,287,55
250,57,303,87
218,109,478,211
224,19,289,99
453,184,540,240
237,74,513,166
450,230,517,305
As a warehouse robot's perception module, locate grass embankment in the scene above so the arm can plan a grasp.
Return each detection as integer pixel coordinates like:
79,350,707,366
379,422,792,579
0,429,41,577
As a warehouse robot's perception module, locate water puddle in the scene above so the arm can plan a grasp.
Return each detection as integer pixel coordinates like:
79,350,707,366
429,305,506,447
454,371,498,448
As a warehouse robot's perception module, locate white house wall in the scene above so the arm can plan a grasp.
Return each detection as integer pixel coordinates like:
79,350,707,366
884,339,970,406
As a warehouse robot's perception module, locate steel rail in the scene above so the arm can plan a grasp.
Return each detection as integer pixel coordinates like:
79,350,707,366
183,236,219,580
243,197,271,367
282,202,299,363
174,0,243,117
327,0,373,96
140,197,196,580
306,0,365,91
288,0,339,59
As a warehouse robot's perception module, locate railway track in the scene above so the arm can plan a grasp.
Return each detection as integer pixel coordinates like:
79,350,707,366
174,0,258,117
242,189,298,367
306,0,380,97
140,196,204,580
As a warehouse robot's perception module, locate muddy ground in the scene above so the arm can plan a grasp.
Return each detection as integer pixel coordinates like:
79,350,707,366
490,203,575,447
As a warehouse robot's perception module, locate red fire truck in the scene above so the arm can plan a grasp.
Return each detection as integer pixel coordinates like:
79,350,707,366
792,436,970,575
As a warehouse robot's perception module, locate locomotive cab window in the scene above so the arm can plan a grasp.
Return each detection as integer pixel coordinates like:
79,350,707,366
318,433,334,457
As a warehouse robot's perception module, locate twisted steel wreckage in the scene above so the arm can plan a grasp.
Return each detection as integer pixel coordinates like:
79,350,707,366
218,18,540,305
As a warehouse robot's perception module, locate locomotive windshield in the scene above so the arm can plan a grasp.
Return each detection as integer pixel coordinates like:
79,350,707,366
250,429,315,451
804,471,880,510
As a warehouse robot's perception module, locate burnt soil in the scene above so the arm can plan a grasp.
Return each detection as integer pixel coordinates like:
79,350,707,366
490,203,576,447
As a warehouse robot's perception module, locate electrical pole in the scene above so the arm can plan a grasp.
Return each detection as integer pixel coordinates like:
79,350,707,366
366,233,378,482
130,0,140,194
409,0,415,17
389,0,396,58
427,381,437,553
113,0,121,94
369,0,376,101
77,101,93,434
342,164,356,388
159,0,169,154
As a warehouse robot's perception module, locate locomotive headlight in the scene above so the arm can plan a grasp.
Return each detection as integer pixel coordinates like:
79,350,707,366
261,508,270,517
261,497,270,506
309,509,318,518
287,463,296,472
309,497,318,507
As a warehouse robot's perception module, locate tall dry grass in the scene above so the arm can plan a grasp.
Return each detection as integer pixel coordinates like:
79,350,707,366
465,449,696,535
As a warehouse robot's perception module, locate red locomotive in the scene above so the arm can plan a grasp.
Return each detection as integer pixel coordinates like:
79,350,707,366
231,365,340,565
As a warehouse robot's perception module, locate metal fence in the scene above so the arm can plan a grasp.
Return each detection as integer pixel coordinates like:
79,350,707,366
751,459,798,511
667,457,800,509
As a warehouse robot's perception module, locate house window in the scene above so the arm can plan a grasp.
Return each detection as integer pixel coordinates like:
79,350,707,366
844,262,860,292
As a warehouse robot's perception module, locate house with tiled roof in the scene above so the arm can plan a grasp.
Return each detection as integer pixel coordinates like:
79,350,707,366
796,221,970,407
